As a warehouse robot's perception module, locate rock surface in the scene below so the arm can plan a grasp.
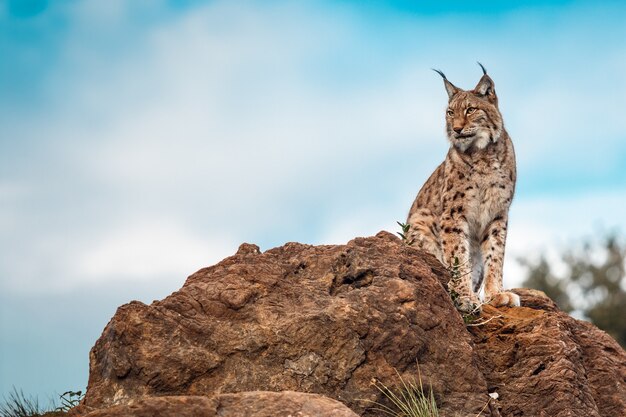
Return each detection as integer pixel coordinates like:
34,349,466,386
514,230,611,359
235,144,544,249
76,232,626,417
471,288,626,417
80,391,358,417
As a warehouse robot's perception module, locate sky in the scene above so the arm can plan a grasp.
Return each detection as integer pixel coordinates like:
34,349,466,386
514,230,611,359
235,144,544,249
1,0,626,403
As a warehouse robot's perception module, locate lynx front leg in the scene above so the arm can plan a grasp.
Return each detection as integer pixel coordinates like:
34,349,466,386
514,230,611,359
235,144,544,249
481,215,520,307
441,206,478,313
407,209,443,262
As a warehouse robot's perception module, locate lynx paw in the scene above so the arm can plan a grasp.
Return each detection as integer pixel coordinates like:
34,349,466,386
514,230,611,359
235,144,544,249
488,291,521,307
455,295,481,314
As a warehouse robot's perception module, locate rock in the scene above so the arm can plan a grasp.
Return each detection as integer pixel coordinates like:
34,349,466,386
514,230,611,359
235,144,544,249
76,231,626,417
80,392,359,417
470,291,626,417
78,231,493,416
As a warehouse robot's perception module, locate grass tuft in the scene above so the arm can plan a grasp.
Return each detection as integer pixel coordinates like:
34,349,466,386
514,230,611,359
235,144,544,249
369,367,439,417
0,388,83,417
0,388,46,417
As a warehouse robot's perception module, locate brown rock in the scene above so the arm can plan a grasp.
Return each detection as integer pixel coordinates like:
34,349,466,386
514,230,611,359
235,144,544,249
470,290,626,417
78,232,626,417
80,392,358,417
80,232,493,416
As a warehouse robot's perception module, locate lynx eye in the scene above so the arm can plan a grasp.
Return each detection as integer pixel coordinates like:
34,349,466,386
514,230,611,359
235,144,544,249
446,109,454,116
466,107,477,114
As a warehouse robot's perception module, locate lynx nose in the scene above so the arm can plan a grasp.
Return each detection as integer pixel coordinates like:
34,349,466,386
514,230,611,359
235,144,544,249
453,126,463,134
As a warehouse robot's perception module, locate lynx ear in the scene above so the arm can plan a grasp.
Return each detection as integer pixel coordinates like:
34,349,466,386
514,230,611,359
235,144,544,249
473,63,497,103
432,69,459,99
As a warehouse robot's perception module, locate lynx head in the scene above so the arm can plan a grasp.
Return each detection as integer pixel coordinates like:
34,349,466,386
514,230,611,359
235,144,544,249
434,63,504,153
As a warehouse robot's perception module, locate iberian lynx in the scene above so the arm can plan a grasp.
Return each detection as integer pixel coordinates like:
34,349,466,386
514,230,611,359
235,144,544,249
406,63,520,313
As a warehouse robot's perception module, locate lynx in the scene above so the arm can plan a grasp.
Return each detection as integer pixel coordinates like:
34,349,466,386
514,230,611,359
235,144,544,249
406,63,520,312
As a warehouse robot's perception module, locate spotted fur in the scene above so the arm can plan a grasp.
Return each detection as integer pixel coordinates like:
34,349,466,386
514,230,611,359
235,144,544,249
406,64,520,312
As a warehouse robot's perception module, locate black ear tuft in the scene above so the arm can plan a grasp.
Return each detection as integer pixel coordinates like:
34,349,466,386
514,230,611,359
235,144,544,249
477,62,487,75
432,68,448,80
432,68,459,99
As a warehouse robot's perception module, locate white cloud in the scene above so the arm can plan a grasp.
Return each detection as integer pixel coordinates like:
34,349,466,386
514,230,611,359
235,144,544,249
1,217,236,295
0,182,30,232
2,0,626,297
74,220,235,284
504,189,626,287
316,210,399,247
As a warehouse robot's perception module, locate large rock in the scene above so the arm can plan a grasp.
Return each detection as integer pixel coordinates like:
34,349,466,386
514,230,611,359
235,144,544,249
81,392,359,417
76,232,626,416
78,232,493,416
471,289,626,417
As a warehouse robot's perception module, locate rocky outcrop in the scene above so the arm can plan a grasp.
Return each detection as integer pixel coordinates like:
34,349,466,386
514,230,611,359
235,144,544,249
80,392,359,417
75,232,626,417
471,289,626,417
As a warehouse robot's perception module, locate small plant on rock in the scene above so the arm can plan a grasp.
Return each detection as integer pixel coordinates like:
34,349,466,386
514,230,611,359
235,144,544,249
396,222,416,246
369,367,439,417
1,387,84,417
0,388,46,417
54,391,83,413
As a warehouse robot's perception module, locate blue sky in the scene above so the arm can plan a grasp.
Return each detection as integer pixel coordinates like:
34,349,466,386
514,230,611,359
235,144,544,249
1,0,626,402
